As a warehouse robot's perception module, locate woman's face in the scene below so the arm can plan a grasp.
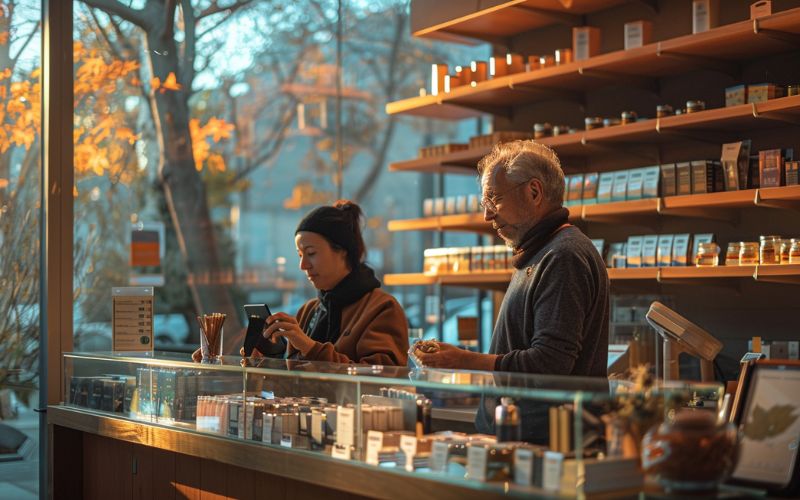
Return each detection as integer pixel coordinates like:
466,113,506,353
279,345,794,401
295,231,350,291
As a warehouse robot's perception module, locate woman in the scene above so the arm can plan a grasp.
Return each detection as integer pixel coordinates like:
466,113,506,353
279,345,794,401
254,200,408,365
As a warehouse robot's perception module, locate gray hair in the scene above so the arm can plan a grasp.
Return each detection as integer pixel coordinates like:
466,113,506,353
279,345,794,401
477,140,565,205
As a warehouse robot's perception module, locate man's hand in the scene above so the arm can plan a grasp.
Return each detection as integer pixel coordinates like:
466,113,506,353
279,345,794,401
415,342,499,370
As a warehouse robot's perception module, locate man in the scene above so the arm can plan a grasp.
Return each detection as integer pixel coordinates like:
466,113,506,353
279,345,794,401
417,140,609,376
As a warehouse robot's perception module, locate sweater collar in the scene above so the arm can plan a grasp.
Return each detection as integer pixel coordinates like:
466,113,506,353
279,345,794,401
510,207,570,269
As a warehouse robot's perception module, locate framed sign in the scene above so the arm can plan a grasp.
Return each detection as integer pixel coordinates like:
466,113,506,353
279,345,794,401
111,287,154,352
729,360,800,495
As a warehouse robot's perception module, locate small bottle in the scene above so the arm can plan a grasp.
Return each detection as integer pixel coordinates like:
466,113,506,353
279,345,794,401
416,397,432,438
495,397,521,442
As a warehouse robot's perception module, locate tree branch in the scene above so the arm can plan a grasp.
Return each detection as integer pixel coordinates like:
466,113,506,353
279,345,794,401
197,0,255,21
79,0,151,29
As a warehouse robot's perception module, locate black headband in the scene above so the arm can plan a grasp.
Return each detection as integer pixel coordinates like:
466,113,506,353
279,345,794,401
295,206,358,263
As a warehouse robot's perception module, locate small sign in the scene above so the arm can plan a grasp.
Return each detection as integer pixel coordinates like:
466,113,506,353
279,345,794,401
336,406,355,448
514,448,534,486
366,430,383,466
430,441,449,473
331,443,351,461
112,287,154,352
467,445,488,482
400,435,418,472
130,221,165,286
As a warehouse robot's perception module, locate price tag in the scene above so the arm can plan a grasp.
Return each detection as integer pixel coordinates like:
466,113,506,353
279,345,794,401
467,445,488,482
331,443,352,461
336,406,355,448
514,448,534,486
366,430,383,466
430,441,449,473
262,414,274,443
112,287,154,352
280,435,293,448
399,435,418,472
542,451,564,491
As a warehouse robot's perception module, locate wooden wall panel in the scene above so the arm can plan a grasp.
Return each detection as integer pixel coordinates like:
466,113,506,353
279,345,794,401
152,447,177,500
175,454,202,500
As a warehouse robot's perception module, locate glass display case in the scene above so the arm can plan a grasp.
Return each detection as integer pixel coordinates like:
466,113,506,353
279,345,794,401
62,351,724,497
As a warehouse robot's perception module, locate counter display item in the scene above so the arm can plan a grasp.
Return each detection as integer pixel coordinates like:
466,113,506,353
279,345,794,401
626,236,644,268
721,140,752,191
692,0,719,34
624,20,652,50
748,83,784,104
725,85,747,107
660,164,677,196
758,149,785,187
676,162,692,196
642,235,659,267
657,235,675,267
672,234,691,267
611,170,629,202
573,26,601,60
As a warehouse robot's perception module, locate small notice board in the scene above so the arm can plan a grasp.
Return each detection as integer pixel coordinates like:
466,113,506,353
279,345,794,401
112,287,154,352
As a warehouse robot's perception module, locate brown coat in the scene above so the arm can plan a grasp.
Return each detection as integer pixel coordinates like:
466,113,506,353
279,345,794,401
289,289,409,366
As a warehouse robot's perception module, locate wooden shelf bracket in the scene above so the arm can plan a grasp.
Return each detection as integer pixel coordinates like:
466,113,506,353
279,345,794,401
753,188,800,211
753,19,800,48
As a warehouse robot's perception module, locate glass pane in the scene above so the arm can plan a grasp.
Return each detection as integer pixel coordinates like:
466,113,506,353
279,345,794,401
71,0,485,360
0,1,41,498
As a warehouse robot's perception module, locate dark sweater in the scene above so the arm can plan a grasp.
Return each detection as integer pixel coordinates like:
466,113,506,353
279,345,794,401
490,226,609,376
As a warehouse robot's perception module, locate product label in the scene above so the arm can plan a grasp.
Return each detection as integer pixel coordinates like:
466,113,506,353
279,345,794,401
366,430,383,466
400,435,418,472
196,416,220,433
280,435,292,448
467,445,489,482
542,451,564,491
514,448,534,486
331,443,351,461
311,412,324,445
336,406,355,448
430,441,449,473
262,414,274,443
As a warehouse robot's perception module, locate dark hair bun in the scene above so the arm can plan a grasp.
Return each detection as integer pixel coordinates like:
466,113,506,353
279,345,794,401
333,199,363,226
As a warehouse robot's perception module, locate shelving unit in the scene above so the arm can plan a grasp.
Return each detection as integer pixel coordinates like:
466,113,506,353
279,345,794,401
385,265,800,290
389,8,800,120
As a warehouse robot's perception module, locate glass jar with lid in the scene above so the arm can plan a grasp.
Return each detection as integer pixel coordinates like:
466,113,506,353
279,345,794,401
739,242,759,266
779,239,791,264
696,242,720,267
759,235,781,265
724,242,741,266
790,239,800,264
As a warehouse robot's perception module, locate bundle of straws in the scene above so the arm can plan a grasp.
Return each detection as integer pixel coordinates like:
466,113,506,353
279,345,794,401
198,312,226,357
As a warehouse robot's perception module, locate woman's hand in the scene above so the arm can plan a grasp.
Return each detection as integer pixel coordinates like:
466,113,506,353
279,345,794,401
264,312,315,356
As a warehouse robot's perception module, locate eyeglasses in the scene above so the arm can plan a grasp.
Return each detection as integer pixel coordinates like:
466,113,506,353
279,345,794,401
481,179,530,212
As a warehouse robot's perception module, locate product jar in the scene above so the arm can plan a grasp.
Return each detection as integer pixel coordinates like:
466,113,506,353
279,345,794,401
759,235,781,265
724,242,741,266
739,242,759,265
695,242,720,267
790,239,800,264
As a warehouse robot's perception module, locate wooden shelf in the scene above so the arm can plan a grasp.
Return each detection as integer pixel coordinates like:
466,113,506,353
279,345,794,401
388,96,800,174
388,8,800,120
385,265,800,289
387,213,494,234
413,0,632,45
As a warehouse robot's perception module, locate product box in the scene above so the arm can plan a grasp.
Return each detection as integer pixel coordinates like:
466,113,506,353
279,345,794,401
606,242,626,268
573,26,601,61
597,172,615,203
624,20,652,50
506,53,525,74
467,194,481,213
611,170,629,202
433,197,445,215
657,234,674,267
641,235,659,267
748,83,784,104
721,140,752,191
567,174,585,206
423,198,434,217
626,168,645,200
445,196,457,215
676,162,692,195
642,166,660,198
469,61,488,84
789,341,799,360
626,236,644,268
786,161,799,185
660,164,677,197
691,160,720,194
455,195,467,214
725,84,747,107
758,149,784,187
751,0,772,18
672,233,692,266
692,233,714,264
430,64,448,96
590,239,605,257
582,172,599,205
692,0,719,34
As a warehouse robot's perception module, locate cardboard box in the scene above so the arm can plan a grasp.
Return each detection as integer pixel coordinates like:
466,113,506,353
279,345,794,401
606,242,626,268
430,64,448,96
721,141,751,191
758,148,784,187
423,198,434,217
751,0,772,19
676,162,692,195
626,236,644,268
692,0,719,34
506,53,525,74
672,234,691,266
611,170,629,202
597,173,615,203
626,168,645,200
748,83,784,104
642,235,659,267
642,166,661,198
786,161,799,185
657,235,674,267
624,20,652,50
469,61,488,85
567,174,584,205
582,172,599,205
590,239,605,257
691,160,718,194
725,85,747,107
660,164,677,197
573,26,601,61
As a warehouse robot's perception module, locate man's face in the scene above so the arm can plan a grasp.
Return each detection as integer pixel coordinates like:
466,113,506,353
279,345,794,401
481,167,536,248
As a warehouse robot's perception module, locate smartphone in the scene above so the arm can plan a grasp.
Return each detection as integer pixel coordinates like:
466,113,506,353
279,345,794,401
243,304,284,357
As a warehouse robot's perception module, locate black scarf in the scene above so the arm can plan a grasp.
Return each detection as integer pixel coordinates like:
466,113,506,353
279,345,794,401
307,264,381,344
511,207,570,269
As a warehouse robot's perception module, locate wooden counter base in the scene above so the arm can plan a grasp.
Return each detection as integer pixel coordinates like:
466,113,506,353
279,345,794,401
47,405,540,500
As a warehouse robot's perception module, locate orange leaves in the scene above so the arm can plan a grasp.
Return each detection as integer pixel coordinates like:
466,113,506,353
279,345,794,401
0,32,8,45
189,117,234,173
151,72,182,93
